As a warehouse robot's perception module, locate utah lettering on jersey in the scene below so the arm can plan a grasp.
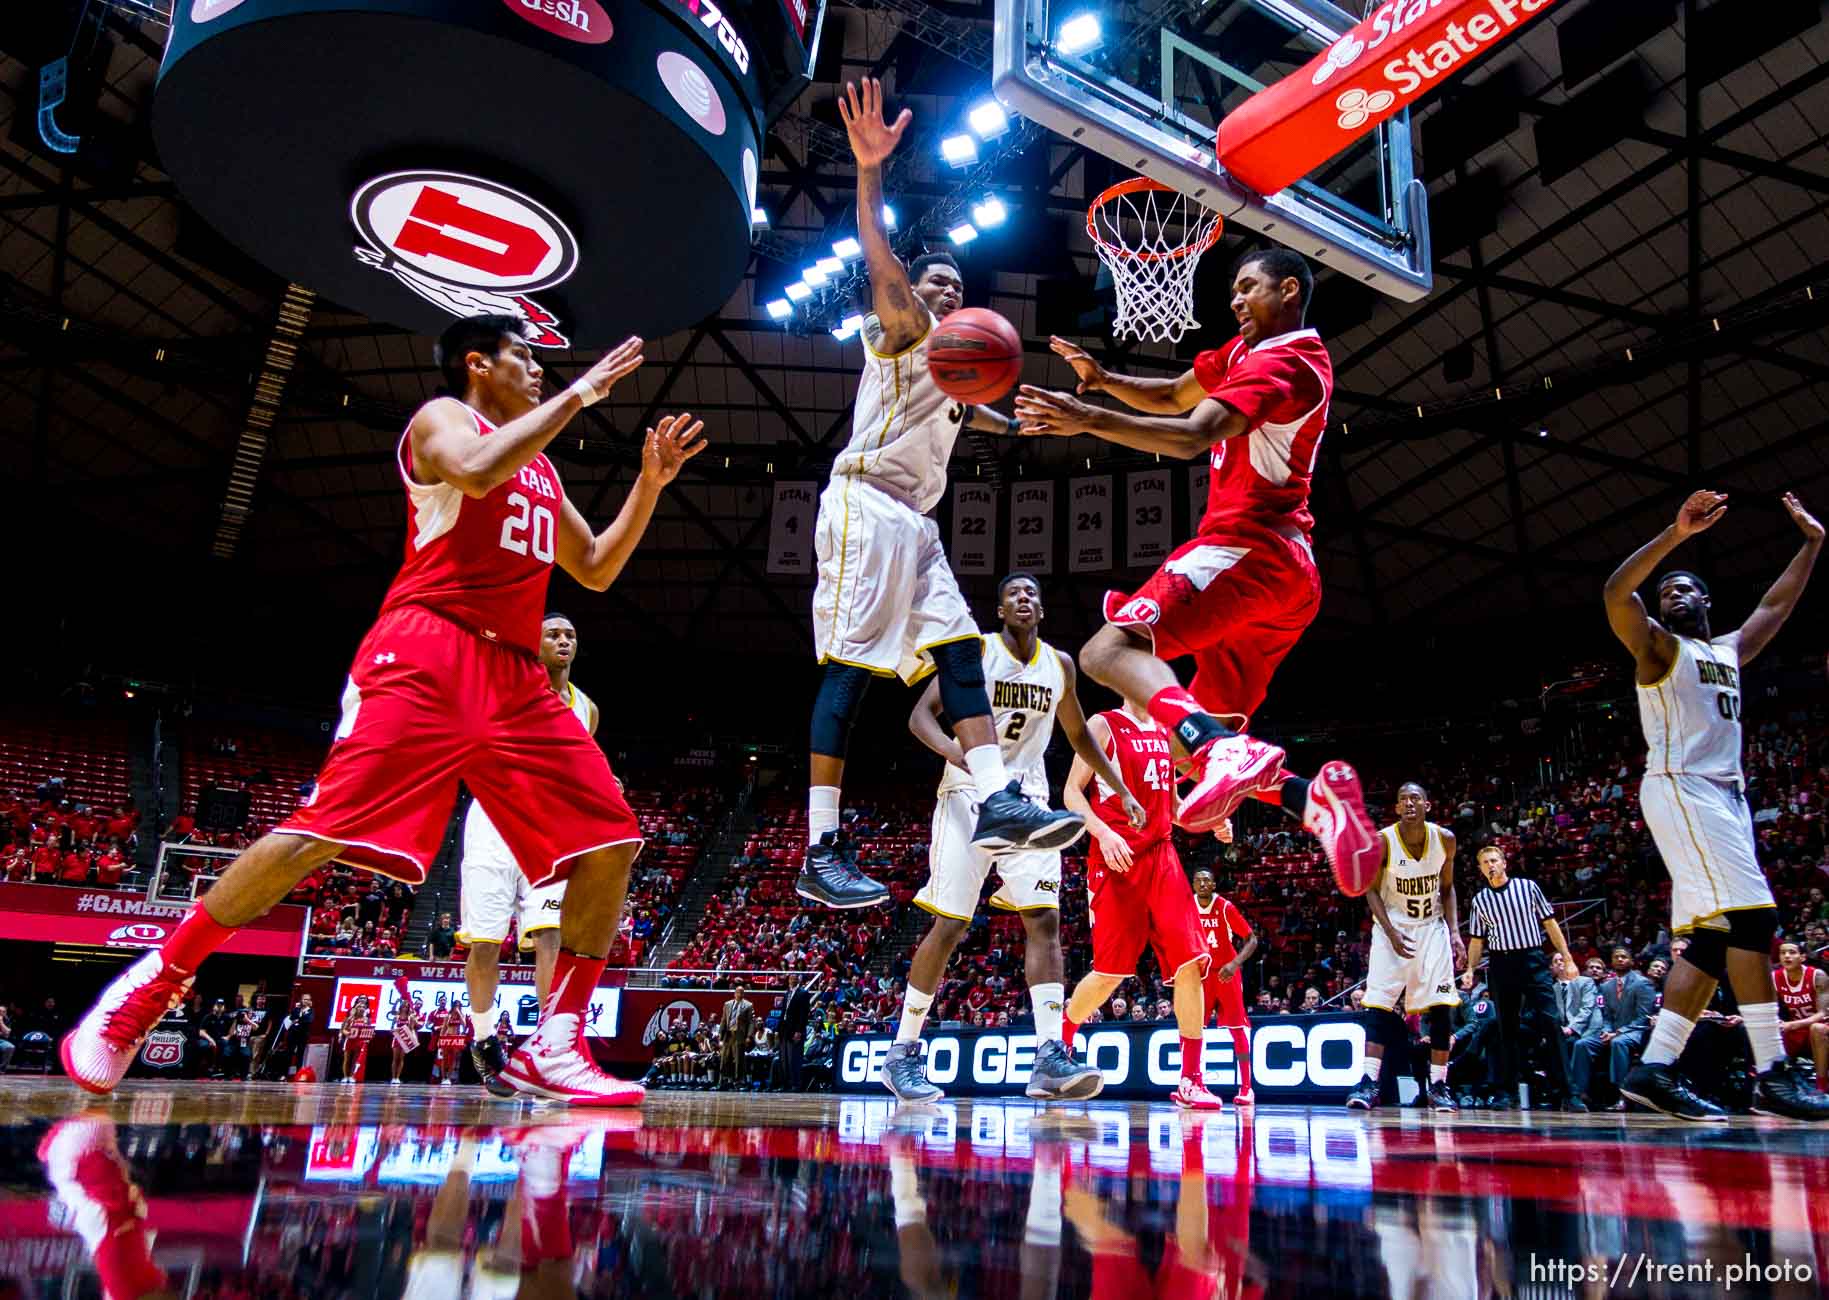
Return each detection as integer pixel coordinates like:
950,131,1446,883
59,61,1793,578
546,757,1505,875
516,463,559,501
992,681,1055,712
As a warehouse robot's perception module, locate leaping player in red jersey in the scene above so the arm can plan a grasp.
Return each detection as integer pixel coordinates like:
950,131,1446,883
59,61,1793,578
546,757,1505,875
1062,695,1223,1110
1775,941,1829,1092
1014,249,1380,897
61,313,704,1105
1192,867,1259,1105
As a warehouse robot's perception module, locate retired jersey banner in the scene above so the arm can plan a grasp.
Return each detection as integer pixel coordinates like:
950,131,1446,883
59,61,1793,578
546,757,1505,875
1009,482,1055,574
766,481,818,575
1187,461,1211,533
951,483,997,576
1068,476,1113,572
1126,471,1173,567
1215,0,1564,195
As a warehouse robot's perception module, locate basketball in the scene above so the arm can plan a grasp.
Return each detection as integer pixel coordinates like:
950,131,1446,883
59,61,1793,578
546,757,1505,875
927,308,1024,404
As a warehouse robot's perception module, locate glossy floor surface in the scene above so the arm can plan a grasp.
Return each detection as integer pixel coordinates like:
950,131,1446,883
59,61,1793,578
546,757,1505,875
3,1080,1827,1298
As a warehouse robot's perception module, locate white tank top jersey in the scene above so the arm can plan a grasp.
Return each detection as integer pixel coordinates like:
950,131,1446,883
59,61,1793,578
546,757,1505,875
1638,634,1743,783
1378,821,1446,933
561,680,594,732
937,634,1063,801
830,309,965,514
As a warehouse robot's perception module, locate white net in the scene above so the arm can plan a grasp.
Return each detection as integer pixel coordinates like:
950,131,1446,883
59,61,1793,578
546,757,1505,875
1087,182,1223,344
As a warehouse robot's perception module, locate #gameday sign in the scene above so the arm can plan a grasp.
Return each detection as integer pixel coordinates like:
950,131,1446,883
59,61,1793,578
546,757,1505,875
1216,0,1565,196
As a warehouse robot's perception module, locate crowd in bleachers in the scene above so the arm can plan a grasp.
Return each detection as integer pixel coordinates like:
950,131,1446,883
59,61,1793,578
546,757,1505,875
0,783,139,889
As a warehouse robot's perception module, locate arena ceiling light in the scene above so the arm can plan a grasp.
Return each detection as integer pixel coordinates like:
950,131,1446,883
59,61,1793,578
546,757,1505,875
801,264,829,287
765,298,792,319
815,256,844,276
972,195,1007,228
948,222,979,246
968,100,1009,139
1056,13,1102,55
832,313,865,341
882,205,898,230
940,133,978,166
832,237,862,259
752,206,769,226
785,281,812,302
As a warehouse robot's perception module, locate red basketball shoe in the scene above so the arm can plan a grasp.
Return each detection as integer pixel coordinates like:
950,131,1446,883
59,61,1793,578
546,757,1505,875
1174,1077,1225,1111
60,950,195,1095
502,1013,646,1106
38,1113,169,1300
1305,761,1379,897
1175,735,1287,832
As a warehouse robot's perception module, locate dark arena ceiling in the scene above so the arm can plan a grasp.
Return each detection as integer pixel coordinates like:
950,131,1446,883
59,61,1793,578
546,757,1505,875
2,0,1826,684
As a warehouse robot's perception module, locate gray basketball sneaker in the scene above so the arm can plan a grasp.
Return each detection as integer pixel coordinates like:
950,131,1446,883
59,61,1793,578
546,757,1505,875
1026,1039,1104,1101
882,1040,943,1103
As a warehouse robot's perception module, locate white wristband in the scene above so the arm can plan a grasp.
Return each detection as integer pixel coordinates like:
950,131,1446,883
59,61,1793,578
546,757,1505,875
568,375,601,408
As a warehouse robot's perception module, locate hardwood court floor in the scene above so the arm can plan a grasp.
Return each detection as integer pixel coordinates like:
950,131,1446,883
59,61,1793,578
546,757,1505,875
3,1079,1826,1297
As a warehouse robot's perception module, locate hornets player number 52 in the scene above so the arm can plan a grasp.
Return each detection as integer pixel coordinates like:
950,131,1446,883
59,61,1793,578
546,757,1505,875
1602,487,1829,1123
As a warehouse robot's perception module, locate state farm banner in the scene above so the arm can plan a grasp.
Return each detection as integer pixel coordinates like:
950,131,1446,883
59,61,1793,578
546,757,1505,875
1187,460,1210,532
0,882,306,958
951,482,996,576
1068,476,1113,572
1126,471,1173,567
1216,0,1564,194
766,481,818,575
1009,481,1055,574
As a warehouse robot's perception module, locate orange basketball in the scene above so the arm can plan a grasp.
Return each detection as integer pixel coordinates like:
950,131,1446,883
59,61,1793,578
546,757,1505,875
927,307,1024,404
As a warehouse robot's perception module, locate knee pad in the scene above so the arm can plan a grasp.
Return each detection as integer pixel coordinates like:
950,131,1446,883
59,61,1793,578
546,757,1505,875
1371,1008,1409,1050
930,639,992,725
1679,927,1729,981
810,663,874,757
1725,906,1780,955
1428,1005,1453,1051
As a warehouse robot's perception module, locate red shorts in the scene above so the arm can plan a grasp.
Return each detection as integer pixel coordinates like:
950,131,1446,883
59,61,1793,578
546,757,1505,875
278,605,641,885
1091,1241,1217,1300
1105,528,1320,727
1088,842,1210,981
1204,968,1249,1030
1783,1020,1819,1056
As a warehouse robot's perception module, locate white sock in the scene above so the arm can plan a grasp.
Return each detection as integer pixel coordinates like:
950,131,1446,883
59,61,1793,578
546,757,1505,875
1741,1001,1784,1073
964,744,1012,803
897,987,934,1043
1024,1158,1063,1246
1430,1062,1447,1084
1030,982,1065,1043
1640,1009,1698,1067
471,1009,495,1039
809,786,840,846
1364,1057,1382,1082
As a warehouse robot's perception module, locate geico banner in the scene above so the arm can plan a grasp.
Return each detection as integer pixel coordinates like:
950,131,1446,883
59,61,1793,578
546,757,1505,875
1126,471,1173,568
837,1013,1365,1100
1068,476,1113,572
329,975,619,1038
766,481,818,575
1216,0,1564,195
1009,481,1055,574
305,1124,604,1185
951,482,997,576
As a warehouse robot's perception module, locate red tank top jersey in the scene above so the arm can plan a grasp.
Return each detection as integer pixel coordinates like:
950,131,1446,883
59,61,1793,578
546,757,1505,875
1190,329,1332,538
1196,894,1251,964
1775,965,1821,1021
376,402,563,655
1088,708,1176,863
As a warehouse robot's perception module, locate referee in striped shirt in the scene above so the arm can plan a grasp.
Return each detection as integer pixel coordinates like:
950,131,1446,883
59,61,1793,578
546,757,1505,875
1463,843,1585,1111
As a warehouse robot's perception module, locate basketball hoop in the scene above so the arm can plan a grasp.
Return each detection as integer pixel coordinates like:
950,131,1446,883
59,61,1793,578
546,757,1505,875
1086,178,1223,344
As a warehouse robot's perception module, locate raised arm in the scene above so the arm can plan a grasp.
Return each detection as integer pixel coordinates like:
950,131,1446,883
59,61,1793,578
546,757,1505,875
836,79,926,354
410,336,644,498
1602,490,1725,680
1054,651,1143,828
1733,493,1822,666
1014,387,1244,459
555,413,704,591
907,676,968,771
1048,337,1208,413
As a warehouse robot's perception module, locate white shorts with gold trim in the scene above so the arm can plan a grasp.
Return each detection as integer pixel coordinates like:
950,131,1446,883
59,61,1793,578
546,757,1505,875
915,788,1061,920
1640,772,1771,933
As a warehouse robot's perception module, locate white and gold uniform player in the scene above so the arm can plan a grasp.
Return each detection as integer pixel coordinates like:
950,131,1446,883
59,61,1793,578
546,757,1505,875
1348,781,1462,1112
799,76,1081,911
460,614,600,1095
883,573,1142,1104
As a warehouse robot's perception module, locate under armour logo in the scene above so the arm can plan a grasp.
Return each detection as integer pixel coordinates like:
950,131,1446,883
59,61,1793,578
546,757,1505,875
374,652,396,665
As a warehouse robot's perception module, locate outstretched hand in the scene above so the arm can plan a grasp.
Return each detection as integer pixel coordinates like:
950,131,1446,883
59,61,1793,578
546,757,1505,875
1014,385,1097,437
1783,491,1823,543
640,413,707,487
1673,489,1727,538
836,78,910,169
1048,336,1108,394
577,336,645,403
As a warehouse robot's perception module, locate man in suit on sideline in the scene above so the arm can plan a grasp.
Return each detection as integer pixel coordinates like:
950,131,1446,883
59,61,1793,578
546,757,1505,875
777,973,821,1092
1572,947,1657,1107
1554,951,1601,1081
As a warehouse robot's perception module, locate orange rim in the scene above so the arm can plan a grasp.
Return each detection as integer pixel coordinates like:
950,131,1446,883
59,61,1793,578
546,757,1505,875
1085,177,1224,265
